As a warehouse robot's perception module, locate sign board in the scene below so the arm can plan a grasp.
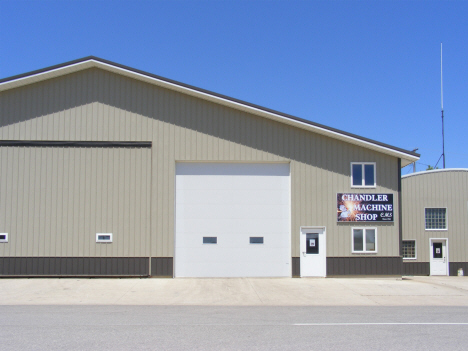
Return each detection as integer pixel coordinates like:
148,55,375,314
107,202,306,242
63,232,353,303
337,193,393,222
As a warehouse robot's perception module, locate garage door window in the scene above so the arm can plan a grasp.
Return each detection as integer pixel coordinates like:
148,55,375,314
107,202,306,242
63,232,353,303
203,237,217,244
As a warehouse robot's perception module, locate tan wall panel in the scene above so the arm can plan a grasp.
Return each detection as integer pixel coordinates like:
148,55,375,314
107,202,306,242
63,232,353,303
0,68,400,258
402,170,468,262
0,147,151,257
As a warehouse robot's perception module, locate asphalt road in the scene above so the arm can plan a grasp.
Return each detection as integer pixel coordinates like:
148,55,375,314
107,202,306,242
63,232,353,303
1,305,467,350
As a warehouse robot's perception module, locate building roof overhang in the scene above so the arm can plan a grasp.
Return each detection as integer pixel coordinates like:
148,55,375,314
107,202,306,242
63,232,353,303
402,168,468,179
0,56,420,167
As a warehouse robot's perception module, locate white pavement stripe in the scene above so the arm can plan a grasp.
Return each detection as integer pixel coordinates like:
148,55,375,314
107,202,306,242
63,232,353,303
294,322,468,326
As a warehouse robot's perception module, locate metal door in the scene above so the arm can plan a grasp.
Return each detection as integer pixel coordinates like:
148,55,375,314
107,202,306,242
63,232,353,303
430,239,448,276
300,227,326,277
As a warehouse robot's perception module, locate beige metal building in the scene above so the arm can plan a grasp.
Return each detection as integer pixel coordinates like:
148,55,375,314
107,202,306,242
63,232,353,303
402,169,468,276
0,57,419,277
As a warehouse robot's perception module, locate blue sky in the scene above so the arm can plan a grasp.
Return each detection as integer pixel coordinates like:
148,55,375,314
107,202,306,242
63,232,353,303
1,0,467,172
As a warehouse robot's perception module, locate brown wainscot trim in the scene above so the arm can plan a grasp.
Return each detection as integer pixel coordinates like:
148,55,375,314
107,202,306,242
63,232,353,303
402,261,430,276
0,257,149,277
449,262,468,276
292,257,300,277
327,257,403,276
151,257,174,277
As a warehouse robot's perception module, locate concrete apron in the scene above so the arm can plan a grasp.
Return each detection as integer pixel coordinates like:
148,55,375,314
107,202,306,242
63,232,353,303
1,276,468,306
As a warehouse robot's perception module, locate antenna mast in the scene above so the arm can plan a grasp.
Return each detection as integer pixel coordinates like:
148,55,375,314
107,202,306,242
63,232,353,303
441,43,445,168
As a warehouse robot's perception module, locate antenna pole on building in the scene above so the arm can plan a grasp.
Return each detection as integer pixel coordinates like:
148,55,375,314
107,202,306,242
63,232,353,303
441,43,446,169
412,148,418,173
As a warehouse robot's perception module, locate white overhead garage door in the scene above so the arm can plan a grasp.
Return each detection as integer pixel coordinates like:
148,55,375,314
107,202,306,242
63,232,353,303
175,163,290,277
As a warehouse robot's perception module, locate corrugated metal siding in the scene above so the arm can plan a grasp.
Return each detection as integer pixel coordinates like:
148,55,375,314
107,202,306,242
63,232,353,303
0,146,151,257
0,68,400,259
402,262,429,276
402,170,468,262
291,257,300,277
449,263,468,276
151,257,174,277
327,257,402,275
0,257,149,276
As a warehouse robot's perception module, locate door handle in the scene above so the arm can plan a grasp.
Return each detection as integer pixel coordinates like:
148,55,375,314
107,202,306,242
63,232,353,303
302,252,306,257
443,257,446,263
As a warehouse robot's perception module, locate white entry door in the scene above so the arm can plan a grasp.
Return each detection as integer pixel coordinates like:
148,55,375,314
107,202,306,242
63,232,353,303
430,239,448,276
300,227,326,277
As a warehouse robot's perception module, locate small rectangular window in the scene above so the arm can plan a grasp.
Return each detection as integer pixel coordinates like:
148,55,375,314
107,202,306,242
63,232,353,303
250,237,264,244
96,233,113,243
352,164,362,186
352,228,377,253
402,240,416,259
353,229,364,251
203,237,217,244
364,164,375,186
425,208,447,230
351,163,376,188
0,233,8,243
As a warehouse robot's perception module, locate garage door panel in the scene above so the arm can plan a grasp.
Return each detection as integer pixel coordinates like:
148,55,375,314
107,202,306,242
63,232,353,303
178,203,290,222
177,189,289,206
176,217,289,238
176,162,290,177
175,162,290,277
176,230,289,248
176,247,290,277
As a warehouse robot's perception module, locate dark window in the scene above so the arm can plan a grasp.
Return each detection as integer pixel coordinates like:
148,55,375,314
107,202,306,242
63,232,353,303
364,164,375,186
352,164,362,186
250,237,264,244
351,163,375,187
203,237,217,244
96,233,112,243
306,233,319,254
433,242,443,258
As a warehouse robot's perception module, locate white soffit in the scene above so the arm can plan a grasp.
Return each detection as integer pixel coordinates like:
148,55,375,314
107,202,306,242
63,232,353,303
0,59,419,167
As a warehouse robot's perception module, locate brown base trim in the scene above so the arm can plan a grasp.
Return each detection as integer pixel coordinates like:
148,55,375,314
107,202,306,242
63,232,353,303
151,257,173,277
292,257,300,277
0,257,149,276
449,262,468,276
402,262,468,276
327,257,402,276
402,262,430,276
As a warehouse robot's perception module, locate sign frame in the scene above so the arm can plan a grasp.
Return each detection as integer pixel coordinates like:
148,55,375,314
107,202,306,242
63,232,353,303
337,193,394,222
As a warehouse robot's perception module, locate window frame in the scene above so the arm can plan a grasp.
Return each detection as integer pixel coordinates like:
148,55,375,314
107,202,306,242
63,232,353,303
424,207,448,231
351,227,378,254
0,233,8,243
350,162,376,188
96,233,113,243
402,239,417,260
